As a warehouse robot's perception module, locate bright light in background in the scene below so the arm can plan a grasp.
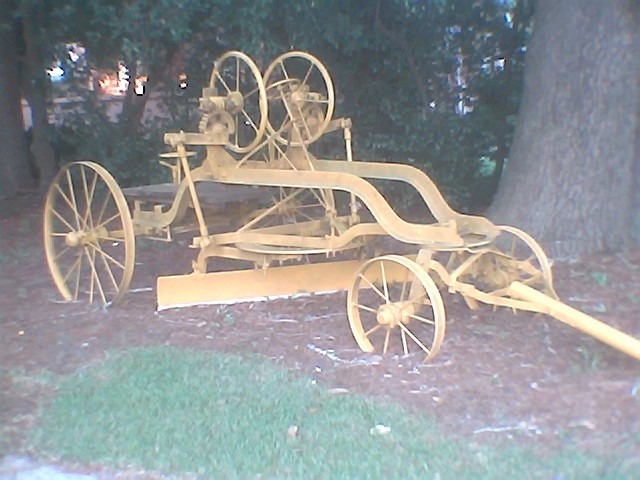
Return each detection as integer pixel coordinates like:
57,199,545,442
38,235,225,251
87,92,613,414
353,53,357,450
46,41,150,96
178,73,188,89
47,63,65,81
135,75,148,95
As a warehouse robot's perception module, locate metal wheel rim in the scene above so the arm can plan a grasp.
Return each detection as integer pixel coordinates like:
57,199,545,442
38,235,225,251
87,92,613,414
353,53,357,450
347,255,446,362
209,51,268,153
43,161,135,307
470,225,557,298
263,51,335,146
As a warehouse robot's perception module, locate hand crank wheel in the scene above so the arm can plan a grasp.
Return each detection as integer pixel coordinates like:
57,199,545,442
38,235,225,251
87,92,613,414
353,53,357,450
208,51,268,153
43,161,135,307
263,51,335,146
470,225,558,299
347,255,446,362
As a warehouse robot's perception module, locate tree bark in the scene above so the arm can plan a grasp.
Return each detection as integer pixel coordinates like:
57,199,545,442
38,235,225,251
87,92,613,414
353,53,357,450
0,13,33,198
487,0,640,258
20,1,57,191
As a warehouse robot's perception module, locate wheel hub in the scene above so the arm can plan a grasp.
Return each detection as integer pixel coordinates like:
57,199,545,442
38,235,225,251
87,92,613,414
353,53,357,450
64,227,108,247
376,301,416,327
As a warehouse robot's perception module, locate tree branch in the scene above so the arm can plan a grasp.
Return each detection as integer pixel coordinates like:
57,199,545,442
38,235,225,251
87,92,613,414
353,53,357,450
373,1,430,114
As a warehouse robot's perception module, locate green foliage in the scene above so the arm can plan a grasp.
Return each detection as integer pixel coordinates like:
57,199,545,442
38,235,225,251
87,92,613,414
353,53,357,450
49,92,196,187
31,347,629,479
42,0,531,210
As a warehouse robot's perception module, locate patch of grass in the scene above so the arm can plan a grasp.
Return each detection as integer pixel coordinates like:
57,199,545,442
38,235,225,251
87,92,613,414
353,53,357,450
572,344,604,373
589,271,608,286
216,305,235,326
31,347,632,479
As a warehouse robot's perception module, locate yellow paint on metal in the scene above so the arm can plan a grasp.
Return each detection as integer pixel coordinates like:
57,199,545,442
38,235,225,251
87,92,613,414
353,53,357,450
43,161,135,306
508,281,640,361
43,49,640,363
157,256,413,310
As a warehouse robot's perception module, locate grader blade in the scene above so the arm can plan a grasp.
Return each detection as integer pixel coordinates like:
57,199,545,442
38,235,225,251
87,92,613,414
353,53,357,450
507,281,640,360
157,257,412,310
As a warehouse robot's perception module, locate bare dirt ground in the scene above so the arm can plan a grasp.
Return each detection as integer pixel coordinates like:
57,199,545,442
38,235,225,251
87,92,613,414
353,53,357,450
1,192,639,475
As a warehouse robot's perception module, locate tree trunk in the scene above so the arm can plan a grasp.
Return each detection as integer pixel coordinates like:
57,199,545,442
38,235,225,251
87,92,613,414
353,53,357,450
20,1,57,191
119,60,149,133
0,14,33,198
487,0,640,259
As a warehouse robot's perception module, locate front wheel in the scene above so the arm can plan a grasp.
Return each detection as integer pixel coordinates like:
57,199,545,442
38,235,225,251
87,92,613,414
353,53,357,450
43,161,135,307
347,255,446,362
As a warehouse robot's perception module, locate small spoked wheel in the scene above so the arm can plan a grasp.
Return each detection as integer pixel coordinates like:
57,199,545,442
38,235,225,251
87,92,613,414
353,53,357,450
263,51,335,146
478,225,558,298
347,255,446,362
43,161,135,307
208,51,268,153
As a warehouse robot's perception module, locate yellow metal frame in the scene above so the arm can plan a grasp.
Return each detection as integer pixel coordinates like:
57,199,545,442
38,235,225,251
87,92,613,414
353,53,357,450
43,50,640,362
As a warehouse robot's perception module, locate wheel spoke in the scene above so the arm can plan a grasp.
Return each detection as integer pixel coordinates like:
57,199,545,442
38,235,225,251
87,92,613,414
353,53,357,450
380,261,389,303
401,328,409,355
98,235,125,243
95,190,112,227
364,324,383,337
84,247,94,303
406,313,436,326
399,323,431,355
356,303,378,314
303,98,330,105
60,251,82,290
72,251,82,300
382,328,391,355
278,61,290,80
232,112,239,148
87,242,126,271
65,169,82,230
358,273,387,302
235,55,240,91
54,183,87,231
84,247,106,305
408,291,427,304
96,247,121,293
94,211,122,232
241,108,259,133
399,268,410,302
215,71,232,94
53,244,73,261
295,105,313,139
245,85,261,98
301,62,314,86
50,206,77,232
80,166,97,228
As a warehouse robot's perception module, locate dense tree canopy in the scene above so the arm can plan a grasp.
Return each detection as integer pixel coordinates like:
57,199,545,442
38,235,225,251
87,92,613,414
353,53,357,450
1,0,526,206
3,0,637,256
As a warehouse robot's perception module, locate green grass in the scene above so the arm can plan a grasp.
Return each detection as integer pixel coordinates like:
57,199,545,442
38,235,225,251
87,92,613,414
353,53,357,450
30,347,633,479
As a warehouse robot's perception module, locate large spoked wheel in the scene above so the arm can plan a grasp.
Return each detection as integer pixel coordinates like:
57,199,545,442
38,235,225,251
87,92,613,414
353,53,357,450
347,255,446,362
473,225,558,299
208,51,268,153
263,51,335,146
43,161,135,307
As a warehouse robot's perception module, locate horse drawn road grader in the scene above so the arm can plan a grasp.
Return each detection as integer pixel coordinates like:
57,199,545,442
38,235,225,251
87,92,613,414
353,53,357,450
43,51,640,363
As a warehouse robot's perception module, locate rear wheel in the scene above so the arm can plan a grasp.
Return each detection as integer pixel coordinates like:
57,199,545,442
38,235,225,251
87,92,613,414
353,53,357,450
475,225,557,298
43,161,135,307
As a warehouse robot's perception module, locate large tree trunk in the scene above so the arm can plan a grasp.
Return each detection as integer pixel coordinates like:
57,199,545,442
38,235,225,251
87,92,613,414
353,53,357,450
0,14,33,198
487,0,640,259
20,1,57,191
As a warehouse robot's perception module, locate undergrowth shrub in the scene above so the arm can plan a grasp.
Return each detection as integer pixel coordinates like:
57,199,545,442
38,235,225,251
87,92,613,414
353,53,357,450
50,90,197,188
